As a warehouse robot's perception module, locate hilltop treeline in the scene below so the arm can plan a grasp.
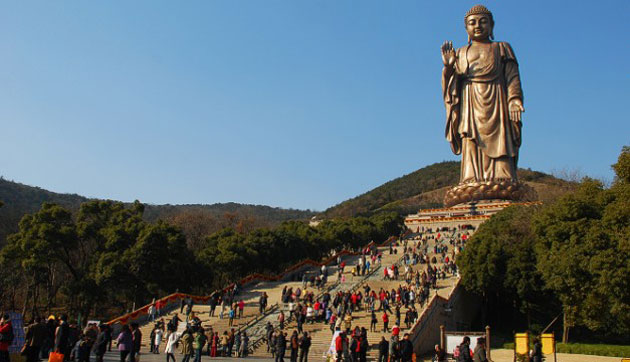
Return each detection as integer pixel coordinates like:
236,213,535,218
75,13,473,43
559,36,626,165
458,146,630,341
0,178,316,247
322,161,460,218
0,198,402,322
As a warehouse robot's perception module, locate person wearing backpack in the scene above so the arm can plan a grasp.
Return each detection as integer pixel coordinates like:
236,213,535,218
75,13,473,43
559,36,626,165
457,337,473,362
0,314,13,362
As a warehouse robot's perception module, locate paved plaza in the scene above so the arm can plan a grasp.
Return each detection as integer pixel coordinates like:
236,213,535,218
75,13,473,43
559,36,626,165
100,349,623,362
101,351,273,362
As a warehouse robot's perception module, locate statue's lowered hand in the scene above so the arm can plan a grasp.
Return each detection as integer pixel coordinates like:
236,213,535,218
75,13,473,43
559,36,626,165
509,99,524,123
441,41,456,68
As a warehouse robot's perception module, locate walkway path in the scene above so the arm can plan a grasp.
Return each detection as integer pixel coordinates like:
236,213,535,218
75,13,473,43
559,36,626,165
487,349,619,362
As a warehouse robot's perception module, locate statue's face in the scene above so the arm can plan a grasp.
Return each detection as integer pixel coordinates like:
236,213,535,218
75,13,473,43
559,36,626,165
465,14,493,41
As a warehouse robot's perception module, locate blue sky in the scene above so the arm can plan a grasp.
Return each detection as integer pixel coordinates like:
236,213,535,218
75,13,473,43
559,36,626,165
1,1,628,211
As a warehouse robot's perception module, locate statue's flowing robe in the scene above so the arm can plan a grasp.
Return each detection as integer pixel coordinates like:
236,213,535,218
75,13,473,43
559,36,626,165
442,41,523,184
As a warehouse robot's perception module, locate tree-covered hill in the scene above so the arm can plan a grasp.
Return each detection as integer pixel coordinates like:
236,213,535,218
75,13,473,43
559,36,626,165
321,161,576,218
0,178,88,245
321,161,461,218
0,161,575,244
0,178,316,246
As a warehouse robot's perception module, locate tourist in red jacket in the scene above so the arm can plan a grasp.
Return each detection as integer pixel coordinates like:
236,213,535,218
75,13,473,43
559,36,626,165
392,324,400,337
0,314,13,362
335,332,345,362
382,312,389,332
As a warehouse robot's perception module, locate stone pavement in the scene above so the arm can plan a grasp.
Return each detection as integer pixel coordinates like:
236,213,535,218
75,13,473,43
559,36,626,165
98,345,624,362
413,349,623,361
101,350,273,362
488,349,621,362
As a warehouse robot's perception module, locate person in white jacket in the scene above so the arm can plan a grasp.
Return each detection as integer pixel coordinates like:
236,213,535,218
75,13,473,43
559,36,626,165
153,328,163,354
164,331,179,362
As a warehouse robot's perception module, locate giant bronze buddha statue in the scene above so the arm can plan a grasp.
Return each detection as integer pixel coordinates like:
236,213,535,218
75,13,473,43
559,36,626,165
441,5,527,206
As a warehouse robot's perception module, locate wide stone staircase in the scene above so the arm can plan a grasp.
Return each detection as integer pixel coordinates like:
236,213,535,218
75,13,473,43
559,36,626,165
136,246,369,351
130,229,465,361
247,232,460,361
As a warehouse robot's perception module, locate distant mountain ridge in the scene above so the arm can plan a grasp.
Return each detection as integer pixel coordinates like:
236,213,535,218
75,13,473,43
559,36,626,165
0,161,575,244
0,177,316,245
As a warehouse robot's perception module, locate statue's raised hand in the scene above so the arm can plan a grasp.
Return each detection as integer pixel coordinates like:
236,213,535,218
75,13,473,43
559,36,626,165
509,99,524,122
441,41,456,68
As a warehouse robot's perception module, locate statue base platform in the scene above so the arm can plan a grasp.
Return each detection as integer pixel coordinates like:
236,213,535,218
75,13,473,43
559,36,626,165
404,199,540,233
443,179,530,207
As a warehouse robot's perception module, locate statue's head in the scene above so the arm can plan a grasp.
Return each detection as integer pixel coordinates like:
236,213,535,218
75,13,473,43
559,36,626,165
464,5,494,43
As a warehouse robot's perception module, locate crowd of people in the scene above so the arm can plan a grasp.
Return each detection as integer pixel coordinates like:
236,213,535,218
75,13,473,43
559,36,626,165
266,327,311,362
163,325,250,361
262,229,468,362
147,308,252,361
260,236,448,362
13,313,130,362
6,227,474,362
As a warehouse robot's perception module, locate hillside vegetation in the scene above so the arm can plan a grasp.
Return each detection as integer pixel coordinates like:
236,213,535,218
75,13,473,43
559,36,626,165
322,161,460,218
322,161,576,218
459,146,630,342
0,198,402,320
